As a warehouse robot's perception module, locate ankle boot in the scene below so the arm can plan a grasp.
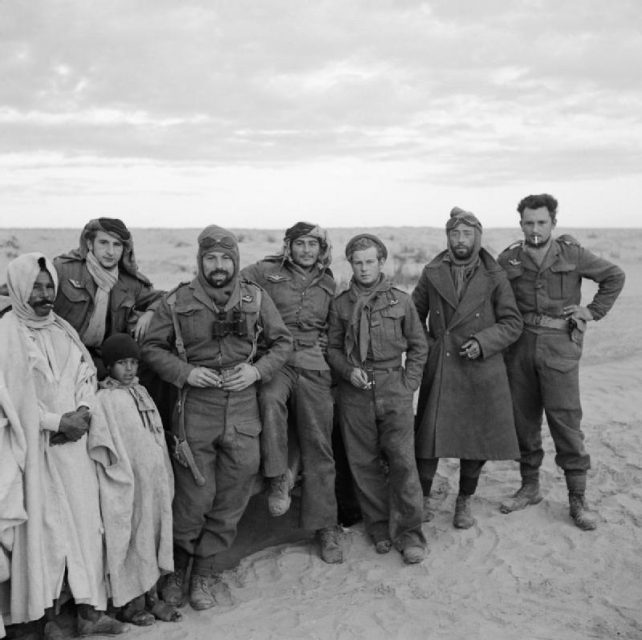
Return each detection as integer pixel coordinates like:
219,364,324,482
569,493,598,531
161,548,191,607
267,473,291,517
500,478,542,514
453,494,475,529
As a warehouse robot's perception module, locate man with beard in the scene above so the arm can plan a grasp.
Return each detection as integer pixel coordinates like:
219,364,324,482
412,208,523,528
0,253,126,639
241,222,343,564
327,234,427,564
498,194,625,530
141,225,292,611
53,218,162,378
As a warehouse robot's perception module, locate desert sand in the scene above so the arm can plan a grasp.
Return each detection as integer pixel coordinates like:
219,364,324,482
1,227,641,640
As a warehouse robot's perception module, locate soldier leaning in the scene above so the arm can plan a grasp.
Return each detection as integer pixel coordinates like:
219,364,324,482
241,222,343,564
141,225,292,610
498,194,625,530
328,234,427,564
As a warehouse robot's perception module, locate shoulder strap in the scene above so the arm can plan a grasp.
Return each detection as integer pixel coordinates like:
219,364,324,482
166,290,187,362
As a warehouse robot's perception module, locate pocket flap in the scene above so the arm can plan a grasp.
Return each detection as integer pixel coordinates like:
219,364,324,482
60,279,91,302
233,418,261,437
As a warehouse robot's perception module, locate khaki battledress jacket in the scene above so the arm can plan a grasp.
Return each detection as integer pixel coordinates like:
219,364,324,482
53,253,162,339
412,248,523,460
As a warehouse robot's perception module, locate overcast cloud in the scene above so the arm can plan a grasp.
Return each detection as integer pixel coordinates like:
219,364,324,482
1,0,641,228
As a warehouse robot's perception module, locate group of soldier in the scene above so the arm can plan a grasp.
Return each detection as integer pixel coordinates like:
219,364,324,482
0,193,625,638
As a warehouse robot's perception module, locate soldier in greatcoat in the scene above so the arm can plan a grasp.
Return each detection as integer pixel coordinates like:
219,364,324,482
412,208,523,528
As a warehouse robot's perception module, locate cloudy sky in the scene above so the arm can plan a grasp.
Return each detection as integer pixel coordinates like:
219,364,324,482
1,0,641,229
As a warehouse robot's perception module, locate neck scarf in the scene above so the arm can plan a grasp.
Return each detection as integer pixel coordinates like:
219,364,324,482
345,274,389,367
82,251,118,347
196,273,240,311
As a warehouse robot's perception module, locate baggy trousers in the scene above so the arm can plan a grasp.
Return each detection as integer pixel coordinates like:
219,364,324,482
172,385,261,567
259,365,338,530
336,369,425,549
504,329,590,479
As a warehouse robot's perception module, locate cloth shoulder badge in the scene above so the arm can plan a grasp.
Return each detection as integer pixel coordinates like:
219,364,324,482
242,293,254,303
68,278,85,288
266,273,288,282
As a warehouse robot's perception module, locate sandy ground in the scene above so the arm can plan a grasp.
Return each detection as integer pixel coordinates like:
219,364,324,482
1,229,641,639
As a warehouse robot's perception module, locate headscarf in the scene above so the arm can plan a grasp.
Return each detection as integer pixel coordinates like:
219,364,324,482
196,225,241,309
270,221,332,269
5,252,95,363
345,234,388,262
77,218,139,278
6,253,59,328
444,207,482,300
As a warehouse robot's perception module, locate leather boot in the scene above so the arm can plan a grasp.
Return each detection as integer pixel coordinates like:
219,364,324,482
568,493,598,531
161,548,191,607
453,494,475,529
189,574,216,611
317,526,344,564
267,473,291,517
566,472,597,530
500,479,543,514
401,544,426,565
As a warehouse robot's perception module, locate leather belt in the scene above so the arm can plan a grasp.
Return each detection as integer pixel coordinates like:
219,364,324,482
522,312,569,330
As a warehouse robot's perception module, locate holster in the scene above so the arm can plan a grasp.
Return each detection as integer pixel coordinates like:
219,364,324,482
172,388,206,487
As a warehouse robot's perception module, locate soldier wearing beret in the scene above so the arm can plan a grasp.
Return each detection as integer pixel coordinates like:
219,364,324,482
328,234,427,564
498,194,625,530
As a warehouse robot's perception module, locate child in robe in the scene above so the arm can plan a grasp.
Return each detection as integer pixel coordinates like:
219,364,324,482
94,333,180,626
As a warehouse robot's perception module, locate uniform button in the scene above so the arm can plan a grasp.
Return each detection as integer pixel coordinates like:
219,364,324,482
446,352,450,357
475,313,480,317
445,330,450,335
436,310,440,315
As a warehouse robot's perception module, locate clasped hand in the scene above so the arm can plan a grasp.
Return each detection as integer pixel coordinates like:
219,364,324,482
56,406,91,444
187,364,259,392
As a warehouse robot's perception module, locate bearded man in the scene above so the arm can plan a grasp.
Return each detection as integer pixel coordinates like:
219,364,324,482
412,208,523,528
241,222,343,564
0,253,125,639
53,218,162,378
141,225,292,611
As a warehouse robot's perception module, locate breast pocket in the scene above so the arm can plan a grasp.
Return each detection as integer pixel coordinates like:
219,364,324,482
175,305,208,343
376,302,405,342
55,280,91,326
549,264,577,299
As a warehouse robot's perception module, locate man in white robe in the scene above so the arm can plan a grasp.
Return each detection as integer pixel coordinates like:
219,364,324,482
0,253,126,639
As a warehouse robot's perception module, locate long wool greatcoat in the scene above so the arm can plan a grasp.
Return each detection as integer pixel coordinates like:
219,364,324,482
412,248,523,460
